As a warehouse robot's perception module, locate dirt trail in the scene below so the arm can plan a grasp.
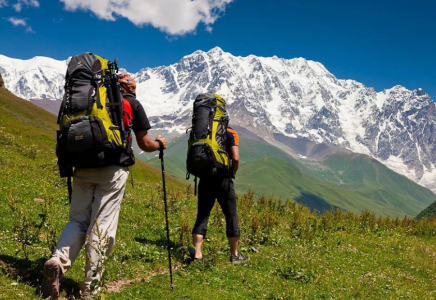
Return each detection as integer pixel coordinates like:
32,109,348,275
105,264,181,293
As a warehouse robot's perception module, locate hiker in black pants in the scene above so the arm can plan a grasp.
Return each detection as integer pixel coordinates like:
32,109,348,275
192,127,249,264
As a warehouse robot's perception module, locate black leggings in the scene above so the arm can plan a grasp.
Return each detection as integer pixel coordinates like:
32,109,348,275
192,176,240,238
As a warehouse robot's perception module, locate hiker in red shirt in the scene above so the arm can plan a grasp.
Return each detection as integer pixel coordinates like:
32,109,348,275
42,72,167,299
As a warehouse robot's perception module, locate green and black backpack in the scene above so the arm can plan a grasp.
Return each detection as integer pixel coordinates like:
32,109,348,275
56,52,134,181
186,93,230,182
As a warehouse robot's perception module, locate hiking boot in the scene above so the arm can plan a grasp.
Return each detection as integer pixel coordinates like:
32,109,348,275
188,247,203,261
80,282,100,299
41,259,62,299
230,253,249,264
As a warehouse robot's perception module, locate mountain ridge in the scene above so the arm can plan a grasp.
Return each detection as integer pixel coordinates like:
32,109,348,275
1,48,435,194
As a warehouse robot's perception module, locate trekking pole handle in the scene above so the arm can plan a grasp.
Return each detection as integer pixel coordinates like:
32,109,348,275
156,139,164,159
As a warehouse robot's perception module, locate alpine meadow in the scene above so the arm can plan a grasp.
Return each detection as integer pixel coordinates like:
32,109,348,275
2,0,436,298
2,68,436,300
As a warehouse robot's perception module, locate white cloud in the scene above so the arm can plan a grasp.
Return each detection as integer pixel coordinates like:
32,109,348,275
13,0,39,12
0,0,8,8
7,16,26,25
60,0,233,35
7,16,34,32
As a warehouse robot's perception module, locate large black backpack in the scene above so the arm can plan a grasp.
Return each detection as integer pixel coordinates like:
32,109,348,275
186,93,230,180
56,52,133,178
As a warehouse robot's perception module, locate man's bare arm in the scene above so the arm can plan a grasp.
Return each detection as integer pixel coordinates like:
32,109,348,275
135,130,167,152
231,145,239,175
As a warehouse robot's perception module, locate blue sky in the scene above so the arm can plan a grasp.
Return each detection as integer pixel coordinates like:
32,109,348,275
0,0,435,99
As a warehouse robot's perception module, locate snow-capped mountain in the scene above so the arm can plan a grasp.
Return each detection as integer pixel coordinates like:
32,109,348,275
0,54,66,100
1,48,435,193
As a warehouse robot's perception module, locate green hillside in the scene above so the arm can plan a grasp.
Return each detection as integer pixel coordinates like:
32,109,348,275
416,200,436,219
316,154,436,216
237,157,402,216
4,85,436,299
144,132,435,217
138,134,189,180
144,127,308,177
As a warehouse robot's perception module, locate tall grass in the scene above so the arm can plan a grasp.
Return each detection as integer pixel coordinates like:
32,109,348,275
3,157,436,299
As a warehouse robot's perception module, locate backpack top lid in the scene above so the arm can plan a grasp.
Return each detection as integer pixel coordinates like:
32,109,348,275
194,92,228,122
66,52,107,79
195,92,226,107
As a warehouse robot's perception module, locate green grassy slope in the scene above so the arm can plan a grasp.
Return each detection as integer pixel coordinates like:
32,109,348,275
416,200,436,219
3,86,436,299
319,154,436,216
236,157,409,216
144,132,434,217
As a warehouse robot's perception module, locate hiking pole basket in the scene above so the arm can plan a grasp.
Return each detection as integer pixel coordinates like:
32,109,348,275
158,140,174,290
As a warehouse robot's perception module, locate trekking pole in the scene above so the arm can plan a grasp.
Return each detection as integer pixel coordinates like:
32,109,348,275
157,140,174,290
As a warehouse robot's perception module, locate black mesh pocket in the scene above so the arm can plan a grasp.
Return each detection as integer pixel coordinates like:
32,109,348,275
70,79,96,113
66,118,95,152
64,116,107,153
187,142,215,178
61,116,109,168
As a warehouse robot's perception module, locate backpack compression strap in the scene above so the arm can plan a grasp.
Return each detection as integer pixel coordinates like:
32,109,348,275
67,176,72,203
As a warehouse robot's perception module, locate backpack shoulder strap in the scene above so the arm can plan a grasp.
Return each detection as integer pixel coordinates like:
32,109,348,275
123,93,136,101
